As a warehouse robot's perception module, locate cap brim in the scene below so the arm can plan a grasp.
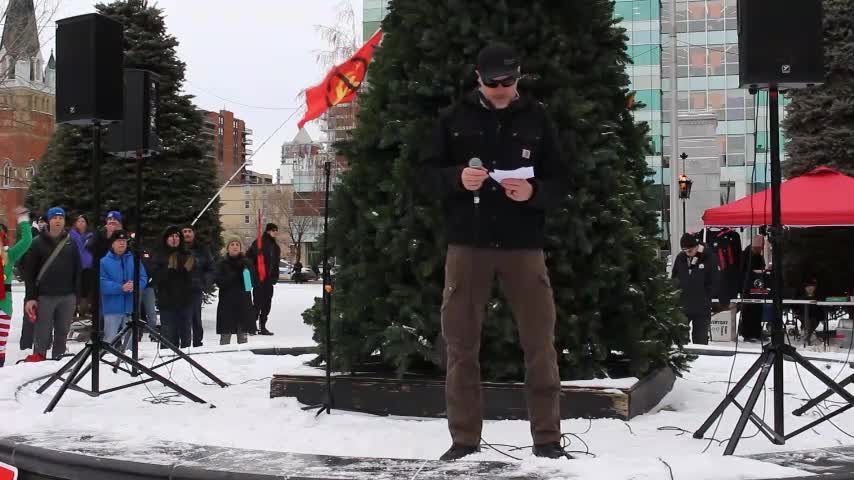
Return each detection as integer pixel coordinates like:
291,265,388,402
480,68,520,82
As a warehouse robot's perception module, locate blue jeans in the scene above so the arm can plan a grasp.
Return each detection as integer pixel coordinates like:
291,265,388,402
103,313,131,352
141,287,158,332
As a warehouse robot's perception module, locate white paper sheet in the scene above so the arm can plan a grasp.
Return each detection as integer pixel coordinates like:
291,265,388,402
488,167,534,183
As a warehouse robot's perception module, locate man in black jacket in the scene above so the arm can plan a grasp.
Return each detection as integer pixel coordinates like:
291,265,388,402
426,43,570,461
247,223,281,335
182,225,215,347
23,207,81,362
672,233,720,345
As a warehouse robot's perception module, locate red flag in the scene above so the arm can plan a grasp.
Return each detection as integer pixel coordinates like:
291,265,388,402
297,29,384,129
256,209,267,282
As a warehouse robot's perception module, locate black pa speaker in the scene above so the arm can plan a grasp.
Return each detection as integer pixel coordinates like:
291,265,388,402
106,69,161,158
737,0,825,89
55,13,124,124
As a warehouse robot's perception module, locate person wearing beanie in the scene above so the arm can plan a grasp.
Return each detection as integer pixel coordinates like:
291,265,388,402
0,208,33,367
180,224,215,347
100,230,148,358
86,210,124,263
671,232,719,345
23,206,81,362
152,225,195,348
215,235,257,345
246,223,281,335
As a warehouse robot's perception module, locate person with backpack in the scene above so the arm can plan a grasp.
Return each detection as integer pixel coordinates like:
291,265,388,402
246,223,281,335
23,207,81,362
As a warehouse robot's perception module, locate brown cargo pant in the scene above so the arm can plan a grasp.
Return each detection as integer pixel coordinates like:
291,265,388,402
441,245,561,447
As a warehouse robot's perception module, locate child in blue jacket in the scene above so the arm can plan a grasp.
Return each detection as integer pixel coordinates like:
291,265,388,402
101,230,148,355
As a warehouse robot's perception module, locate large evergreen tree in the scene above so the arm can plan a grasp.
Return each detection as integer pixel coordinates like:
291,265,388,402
304,0,690,380
27,0,221,250
783,0,854,178
780,0,854,295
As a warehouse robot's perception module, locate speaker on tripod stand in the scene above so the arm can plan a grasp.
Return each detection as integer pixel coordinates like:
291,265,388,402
694,0,854,455
38,17,226,413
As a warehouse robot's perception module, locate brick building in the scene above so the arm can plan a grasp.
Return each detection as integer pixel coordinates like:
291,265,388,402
201,109,253,183
0,0,56,232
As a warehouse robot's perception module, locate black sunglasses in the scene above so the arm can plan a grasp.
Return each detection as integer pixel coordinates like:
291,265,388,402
482,76,518,88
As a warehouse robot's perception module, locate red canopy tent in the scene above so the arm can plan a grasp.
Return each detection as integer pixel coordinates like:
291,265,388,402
703,167,854,227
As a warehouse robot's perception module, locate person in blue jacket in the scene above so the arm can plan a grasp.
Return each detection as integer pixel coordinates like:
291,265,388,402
101,230,147,356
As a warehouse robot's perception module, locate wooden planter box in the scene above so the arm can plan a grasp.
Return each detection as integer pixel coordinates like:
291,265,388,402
270,367,675,420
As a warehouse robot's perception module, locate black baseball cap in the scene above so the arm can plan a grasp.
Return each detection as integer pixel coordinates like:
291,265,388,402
477,43,520,81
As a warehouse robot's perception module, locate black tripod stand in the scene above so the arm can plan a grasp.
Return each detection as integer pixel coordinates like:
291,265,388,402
37,125,226,413
302,158,334,417
694,88,854,454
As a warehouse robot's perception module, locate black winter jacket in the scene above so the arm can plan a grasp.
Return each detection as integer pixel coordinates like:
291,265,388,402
246,233,281,285
186,242,215,292
672,249,720,316
24,231,81,301
86,228,112,263
215,253,257,335
425,91,570,249
152,234,195,310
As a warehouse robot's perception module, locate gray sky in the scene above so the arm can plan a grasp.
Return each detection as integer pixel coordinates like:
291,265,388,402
34,0,363,177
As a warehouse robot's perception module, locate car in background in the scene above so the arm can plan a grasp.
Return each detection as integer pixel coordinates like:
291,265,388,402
830,317,853,350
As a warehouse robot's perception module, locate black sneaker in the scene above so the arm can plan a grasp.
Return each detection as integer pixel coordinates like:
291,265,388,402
532,442,573,459
439,444,480,461
259,329,274,336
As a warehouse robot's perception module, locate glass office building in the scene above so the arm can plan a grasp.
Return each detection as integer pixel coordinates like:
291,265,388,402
363,0,390,41
620,0,786,236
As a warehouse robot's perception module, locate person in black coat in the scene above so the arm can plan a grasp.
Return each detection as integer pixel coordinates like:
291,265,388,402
246,223,281,335
798,276,825,344
740,235,767,342
292,260,304,284
215,236,257,345
181,225,215,347
151,225,195,348
672,233,720,345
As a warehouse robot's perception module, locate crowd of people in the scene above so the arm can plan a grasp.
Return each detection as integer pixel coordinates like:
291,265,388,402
0,207,282,367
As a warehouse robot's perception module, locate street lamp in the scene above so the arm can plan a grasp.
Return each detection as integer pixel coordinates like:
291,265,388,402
678,153,692,234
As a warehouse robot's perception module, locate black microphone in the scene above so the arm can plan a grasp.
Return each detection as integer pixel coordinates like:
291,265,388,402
469,157,483,205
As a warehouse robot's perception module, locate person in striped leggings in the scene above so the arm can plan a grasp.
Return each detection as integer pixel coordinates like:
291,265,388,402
0,208,33,367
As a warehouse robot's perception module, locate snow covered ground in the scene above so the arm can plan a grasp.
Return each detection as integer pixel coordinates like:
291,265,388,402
3,282,854,479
